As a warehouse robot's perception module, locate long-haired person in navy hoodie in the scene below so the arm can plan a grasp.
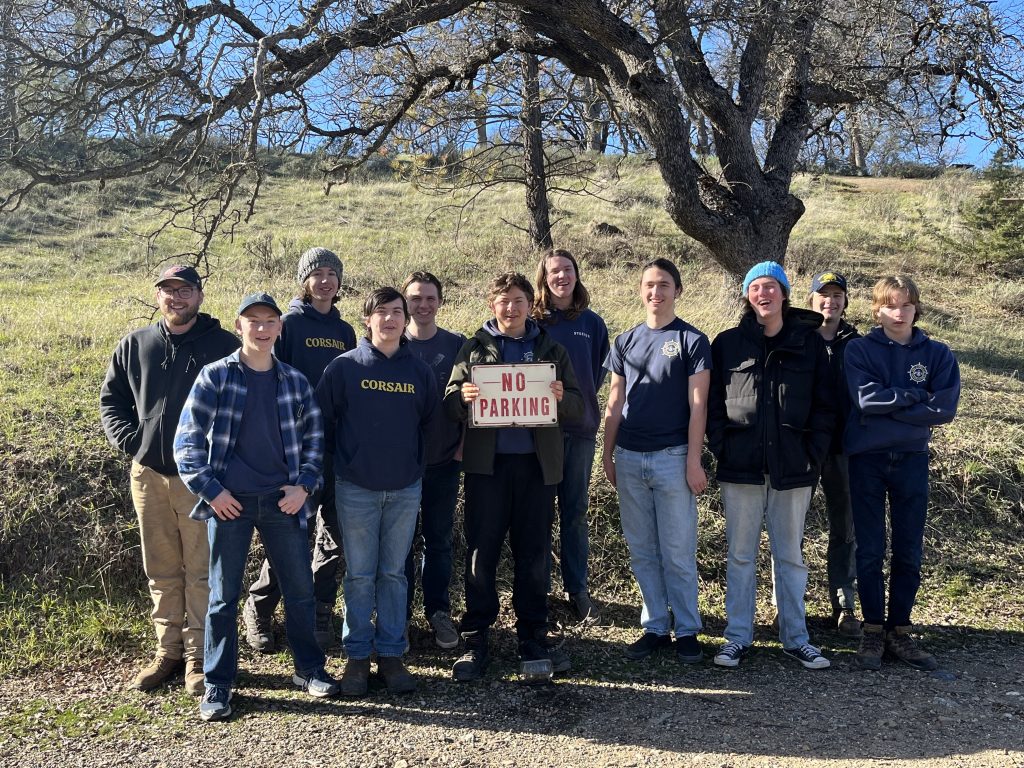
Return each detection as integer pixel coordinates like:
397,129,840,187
245,247,357,654
845,275,960,672
315,287,437,697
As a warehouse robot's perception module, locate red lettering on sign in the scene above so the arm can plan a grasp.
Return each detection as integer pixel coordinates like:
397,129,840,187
529,399,538,416
512,398,521,416
501,400,509,417
515,372,526,391
501,373,513,391
541,399,550,416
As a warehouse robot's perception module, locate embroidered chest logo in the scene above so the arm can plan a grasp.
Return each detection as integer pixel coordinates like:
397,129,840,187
523,351,535,362
908,362,929,383
661,339,681,358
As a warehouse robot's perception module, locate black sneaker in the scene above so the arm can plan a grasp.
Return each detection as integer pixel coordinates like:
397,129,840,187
782,643,831,670
530,629,572,674
452,632,490,682
713,641,749,668
624,632,672,660
675,634,704,664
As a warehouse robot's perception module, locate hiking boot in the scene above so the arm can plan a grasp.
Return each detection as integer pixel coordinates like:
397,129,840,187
675,634,704,665
517,639,554,684
428,611,459,650
184,658,205,696
783,643,831,670
857,623,885,670
713,641,749,668
624,632,672,660
293,667,341,698
378,656,417,694
198,685,232,722
243,597,275,653
567,592,602,625
314,603,336,650
885,626,939,671
339,657,371,697
452,632,490,682
132,655,183,691
837,610,863,638
533,628,572,674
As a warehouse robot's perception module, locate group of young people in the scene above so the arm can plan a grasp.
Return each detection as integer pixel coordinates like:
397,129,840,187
99,247,960,722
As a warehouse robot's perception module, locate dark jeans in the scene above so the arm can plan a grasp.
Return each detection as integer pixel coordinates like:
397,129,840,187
248,454,341,615
205,491,325,688
849,450,930,629
550,434,595,596
460,454,556,641
405,459,461,619
819,452,857,611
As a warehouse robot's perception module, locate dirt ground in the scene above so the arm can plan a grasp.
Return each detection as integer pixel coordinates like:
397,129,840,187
3,612,1022,768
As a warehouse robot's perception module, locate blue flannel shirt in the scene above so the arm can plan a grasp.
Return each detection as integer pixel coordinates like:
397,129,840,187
173,350,323,523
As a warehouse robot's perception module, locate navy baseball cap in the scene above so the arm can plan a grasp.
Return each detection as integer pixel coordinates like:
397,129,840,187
237,292,282,316
811,271,848,293
155,264,202,289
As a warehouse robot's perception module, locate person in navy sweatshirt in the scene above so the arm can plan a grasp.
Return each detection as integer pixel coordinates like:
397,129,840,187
532,249,609,624
245,247,357,653
315,287,437,696
844,275,960,672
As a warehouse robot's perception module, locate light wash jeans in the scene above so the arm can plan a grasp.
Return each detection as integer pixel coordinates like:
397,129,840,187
720,479,813,649
336,479,421,659
614,444,701,637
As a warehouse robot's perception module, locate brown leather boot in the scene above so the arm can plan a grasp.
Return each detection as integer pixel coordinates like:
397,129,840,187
132,655,183,690
378,656,417,694
339,657,371,697
857,623,884,670
184,658,205,696
885,626,939,671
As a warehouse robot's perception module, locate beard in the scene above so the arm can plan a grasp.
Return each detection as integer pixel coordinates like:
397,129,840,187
162,304,200,329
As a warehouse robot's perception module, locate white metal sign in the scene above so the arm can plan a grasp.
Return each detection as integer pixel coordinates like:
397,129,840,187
469,363,558,427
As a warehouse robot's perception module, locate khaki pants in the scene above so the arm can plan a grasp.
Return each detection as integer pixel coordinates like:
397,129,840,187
130,461,209,662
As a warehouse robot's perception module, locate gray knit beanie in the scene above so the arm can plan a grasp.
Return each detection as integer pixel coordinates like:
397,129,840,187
297,247,343,285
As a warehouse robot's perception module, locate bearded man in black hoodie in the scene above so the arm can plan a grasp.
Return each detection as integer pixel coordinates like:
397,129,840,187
100,265,239,695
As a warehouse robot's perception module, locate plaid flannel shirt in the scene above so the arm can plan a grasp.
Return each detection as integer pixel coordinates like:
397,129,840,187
174,350,323,522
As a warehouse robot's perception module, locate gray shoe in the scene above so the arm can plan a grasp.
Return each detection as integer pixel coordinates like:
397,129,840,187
293,667,340,697
568,592,602,625
314,603,336,650
243,598,275,653
428,611,459,650
199,685,232,722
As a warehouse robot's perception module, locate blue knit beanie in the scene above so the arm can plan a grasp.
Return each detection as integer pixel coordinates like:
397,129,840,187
742,261,790,296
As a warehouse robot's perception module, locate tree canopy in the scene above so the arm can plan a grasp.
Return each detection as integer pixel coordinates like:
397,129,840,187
2,0,1021,274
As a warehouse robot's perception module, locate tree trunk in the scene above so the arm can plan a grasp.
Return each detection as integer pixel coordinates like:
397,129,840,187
848,109,869,176
521,53,552,250
471,74,489,148
583,78,606,153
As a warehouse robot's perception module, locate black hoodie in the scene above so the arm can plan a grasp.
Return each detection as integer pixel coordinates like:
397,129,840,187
100,313,240,475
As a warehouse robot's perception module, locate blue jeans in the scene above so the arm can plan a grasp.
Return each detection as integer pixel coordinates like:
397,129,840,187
848,451,929,628
552,434,596,596
720,479,813,648
614,445,701,637
405,460,461,618
336,479,421,659
204,491,325,688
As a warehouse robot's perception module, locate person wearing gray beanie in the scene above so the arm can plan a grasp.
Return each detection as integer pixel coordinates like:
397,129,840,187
297,246,344,286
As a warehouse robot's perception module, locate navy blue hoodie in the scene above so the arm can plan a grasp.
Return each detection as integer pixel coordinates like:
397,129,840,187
844,326,960,456
275,298,357,387
316,338,438,491
538,308,609,439
483,317,540,454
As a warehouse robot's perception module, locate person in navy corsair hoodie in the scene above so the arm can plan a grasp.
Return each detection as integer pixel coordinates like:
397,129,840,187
315,287,438,697
245,246,356,653
844,275,960,672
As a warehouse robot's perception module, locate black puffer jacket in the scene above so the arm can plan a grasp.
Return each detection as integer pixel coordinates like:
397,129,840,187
707,308,837,490
823,319,859,454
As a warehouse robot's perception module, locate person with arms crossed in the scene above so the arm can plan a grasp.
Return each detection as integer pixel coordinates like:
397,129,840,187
100,265,239,696
602,258,711,664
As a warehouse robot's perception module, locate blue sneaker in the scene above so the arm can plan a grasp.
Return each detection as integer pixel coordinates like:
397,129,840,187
199,685,232,721
293,667,340,698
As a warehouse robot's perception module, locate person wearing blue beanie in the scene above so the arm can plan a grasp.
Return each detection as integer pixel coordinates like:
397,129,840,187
742,261,791,297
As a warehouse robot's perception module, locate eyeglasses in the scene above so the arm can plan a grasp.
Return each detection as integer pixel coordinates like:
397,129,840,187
158,285,196,299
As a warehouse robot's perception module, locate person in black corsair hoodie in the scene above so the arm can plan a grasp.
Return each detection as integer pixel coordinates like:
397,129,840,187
244,247,356,654
315,287,437,697
100,265,239,696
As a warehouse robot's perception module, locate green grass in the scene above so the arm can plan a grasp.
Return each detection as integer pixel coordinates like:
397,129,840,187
1,159,1022,675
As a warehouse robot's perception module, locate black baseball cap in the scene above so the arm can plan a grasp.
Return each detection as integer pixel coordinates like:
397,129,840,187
155,265,203,289
811,271,848,293
237,292,282,316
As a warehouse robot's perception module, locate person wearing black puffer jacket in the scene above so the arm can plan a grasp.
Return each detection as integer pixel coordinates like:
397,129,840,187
707,261,837,672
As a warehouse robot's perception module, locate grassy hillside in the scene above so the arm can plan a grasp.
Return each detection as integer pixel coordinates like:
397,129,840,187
1,160,1022,674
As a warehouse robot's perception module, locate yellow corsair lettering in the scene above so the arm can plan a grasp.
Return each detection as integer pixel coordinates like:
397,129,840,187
305,338,348,350
359,379,416,393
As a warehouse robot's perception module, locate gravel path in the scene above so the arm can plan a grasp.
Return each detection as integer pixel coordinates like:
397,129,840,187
3,621,1023,768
